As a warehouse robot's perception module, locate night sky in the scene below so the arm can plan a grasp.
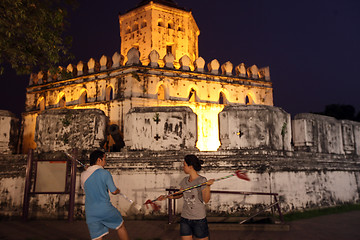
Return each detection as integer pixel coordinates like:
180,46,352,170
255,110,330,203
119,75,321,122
1,0,359,119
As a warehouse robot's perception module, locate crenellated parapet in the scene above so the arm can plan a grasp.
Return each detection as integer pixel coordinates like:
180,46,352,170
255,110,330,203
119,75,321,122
28,48,271,86
24,47,273,153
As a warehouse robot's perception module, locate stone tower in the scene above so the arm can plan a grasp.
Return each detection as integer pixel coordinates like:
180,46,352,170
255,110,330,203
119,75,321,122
22,1,274,153
119,0,199,65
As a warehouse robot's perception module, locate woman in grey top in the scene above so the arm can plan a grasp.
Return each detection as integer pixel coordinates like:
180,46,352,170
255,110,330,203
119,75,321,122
158,155,214,240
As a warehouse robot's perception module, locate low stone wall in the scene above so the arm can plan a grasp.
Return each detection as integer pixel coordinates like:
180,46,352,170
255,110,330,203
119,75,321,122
1,150,359,219
35,109,107,153
292,113,360,155
0,154,27,218
0,110,19,154
124,106,197,150
219,105,291,151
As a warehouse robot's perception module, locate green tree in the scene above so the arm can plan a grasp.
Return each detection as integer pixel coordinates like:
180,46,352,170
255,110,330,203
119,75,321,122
316,104,356,121
0,0,74,75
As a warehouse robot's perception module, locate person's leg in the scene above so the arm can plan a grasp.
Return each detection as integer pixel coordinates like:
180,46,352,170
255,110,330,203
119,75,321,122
102,209,128,239
180,217,194,240
192,218,209,240
181,236,193,240
87,221,109,240
196,237,209,240
116,224,129,240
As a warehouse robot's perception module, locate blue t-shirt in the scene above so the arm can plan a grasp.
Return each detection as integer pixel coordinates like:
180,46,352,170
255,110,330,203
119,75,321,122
83,168,119,223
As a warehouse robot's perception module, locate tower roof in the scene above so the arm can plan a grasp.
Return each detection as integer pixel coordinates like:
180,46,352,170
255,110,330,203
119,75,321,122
128,0,187,12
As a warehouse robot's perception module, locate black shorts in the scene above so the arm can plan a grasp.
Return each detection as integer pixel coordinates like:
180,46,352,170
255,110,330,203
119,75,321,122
180,217,209,238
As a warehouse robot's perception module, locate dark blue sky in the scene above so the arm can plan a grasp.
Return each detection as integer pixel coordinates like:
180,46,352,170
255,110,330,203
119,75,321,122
1,0,359,119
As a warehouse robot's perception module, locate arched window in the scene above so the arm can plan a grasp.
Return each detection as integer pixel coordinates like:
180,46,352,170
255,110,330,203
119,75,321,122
245,95,254,105
38,97,45,111
157,85,165,100
166,45,173,54
141,20,147,28
132,22,139,31
177,25,183,31
219,92,228,104
188,89,196,102
167,21,174,29
106,86,114,101
79,91,87,104
59,95,66,108
157,19,164,27
126,26,131,34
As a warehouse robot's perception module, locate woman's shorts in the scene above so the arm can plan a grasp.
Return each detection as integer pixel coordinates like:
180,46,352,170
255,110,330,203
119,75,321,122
180,217,209,238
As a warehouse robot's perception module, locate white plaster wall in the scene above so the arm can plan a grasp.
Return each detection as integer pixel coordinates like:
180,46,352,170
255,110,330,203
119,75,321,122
124,106,197,150
320,120,343,154
0,116,11,143
219,105,291,151
0,177,24,216
35,109,107,153
341,121,355,154
294,114,346,154
292,118,314,147
110,171,185,215
0,112,13,153
1,161,359,218
354,124,360,155
104,168,273,216
108,169,360,216
270,171,359,211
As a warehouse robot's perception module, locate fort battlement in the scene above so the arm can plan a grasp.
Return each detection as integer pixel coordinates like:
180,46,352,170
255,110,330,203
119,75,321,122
28,48,270,86
1,0,358,221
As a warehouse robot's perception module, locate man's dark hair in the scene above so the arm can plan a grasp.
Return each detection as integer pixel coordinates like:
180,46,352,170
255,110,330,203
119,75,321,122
90,150,105,166
184,154,204,171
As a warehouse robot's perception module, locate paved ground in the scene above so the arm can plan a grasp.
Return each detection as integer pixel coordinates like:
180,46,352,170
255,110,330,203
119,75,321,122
1,211,359,240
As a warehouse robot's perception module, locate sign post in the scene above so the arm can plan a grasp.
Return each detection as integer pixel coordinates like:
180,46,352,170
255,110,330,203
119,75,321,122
22,149,77,221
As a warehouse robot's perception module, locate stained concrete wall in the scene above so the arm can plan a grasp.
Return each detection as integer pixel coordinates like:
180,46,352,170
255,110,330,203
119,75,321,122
1,151,359,219
0,110,19,154
2,108,360,219
35,109,107,153
341,120,360,155
292,113,360,155
124,106,197,150
0,154,27,217
219,105,291,151
23,48,273,153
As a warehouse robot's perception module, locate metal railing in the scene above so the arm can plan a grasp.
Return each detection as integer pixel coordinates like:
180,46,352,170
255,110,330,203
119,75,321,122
165,188,284,224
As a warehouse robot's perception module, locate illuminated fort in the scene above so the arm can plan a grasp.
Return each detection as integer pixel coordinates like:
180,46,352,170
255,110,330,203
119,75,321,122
0,0,359,220
21,0,274,153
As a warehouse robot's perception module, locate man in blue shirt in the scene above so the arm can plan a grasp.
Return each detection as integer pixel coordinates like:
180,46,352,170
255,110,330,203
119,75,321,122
81,150,129,240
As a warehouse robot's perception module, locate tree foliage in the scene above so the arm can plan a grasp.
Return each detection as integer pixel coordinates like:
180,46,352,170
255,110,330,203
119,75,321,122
0,0,74,75
316,104,359,122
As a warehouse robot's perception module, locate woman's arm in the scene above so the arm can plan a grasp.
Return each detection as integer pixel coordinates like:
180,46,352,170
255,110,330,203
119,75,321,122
168,192,183,199
202,179,215,203
157,188,184,201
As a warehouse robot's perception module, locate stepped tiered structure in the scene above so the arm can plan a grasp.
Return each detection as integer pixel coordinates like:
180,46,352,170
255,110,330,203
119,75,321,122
21,0,273,153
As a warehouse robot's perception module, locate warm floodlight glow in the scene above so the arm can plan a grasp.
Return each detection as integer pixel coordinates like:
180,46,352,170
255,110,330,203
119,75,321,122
190,104,224,151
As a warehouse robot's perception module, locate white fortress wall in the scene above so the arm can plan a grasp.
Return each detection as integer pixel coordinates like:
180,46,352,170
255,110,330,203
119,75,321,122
0,110,19,154
1,152,359,219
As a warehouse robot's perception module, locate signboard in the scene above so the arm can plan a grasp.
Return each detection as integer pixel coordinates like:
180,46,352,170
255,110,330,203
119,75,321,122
34,161,67,192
